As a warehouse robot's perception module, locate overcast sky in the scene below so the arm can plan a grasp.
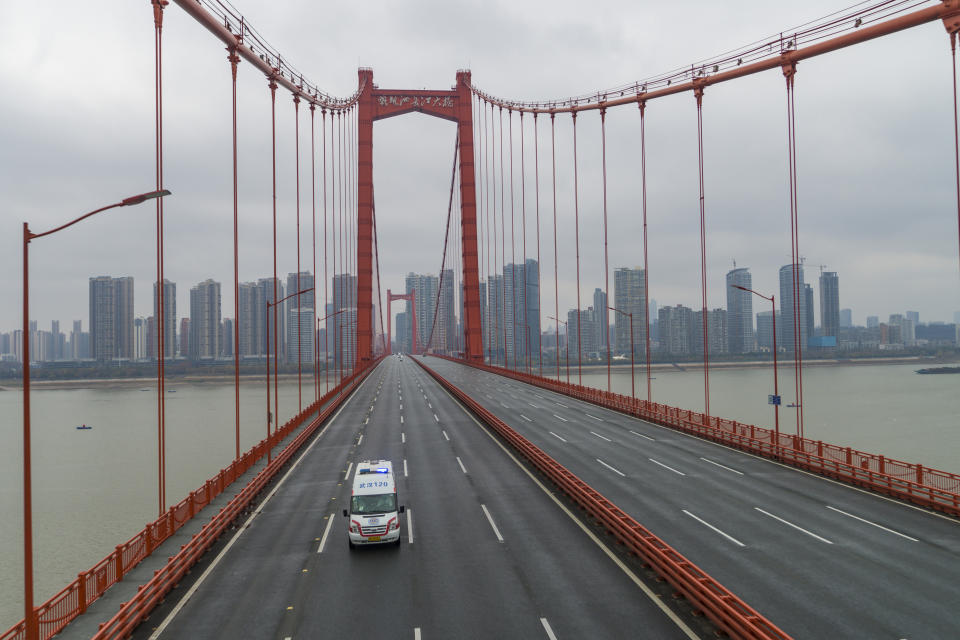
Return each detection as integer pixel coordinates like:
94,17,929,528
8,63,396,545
1,0,957,337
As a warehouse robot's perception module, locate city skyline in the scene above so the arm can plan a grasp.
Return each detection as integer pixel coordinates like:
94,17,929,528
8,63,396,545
2,2,959,347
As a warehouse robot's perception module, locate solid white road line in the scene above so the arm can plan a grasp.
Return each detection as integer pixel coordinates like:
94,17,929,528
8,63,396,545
540,617,558,640
549,431,568,443
826,506,919,541
755,507,833,544
552,414,568,422
442,430,450,441
700,457,744,476
316,514,336,553
344,461,353,480
357,434,364,446
481,504,505,542
649,458,685,476
590,431,612,442
430,378,699,639
597,458,626,477
404,459,409,477
683,510,746,547
456,456,468,474
407,508,414,544
629,430,655,441
585,413,603,421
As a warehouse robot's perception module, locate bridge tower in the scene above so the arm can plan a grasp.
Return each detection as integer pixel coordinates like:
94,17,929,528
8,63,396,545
356,68,483,366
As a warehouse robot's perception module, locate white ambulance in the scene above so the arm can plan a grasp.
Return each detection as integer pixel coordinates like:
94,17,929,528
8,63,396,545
343,460,404,548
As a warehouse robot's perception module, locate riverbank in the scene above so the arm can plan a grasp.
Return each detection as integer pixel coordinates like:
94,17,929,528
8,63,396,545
0,373,337,391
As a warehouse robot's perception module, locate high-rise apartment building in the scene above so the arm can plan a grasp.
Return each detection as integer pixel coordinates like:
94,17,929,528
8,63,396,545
592,288,608,354
89,276,134,361
658,305,693,356
756,310,780,351
778,264,809,353
840,308,852,328
613,267,647,358
692,309,728,355
725,267,754,353
189,279,221,360
567,307,598,362
285,272,315,364
237,282,264,358
258,277,284,358
486,274,505,363
503,260,540,368
437,268,456,353
331,273,358,370
152,279,177,359
819,271,840,339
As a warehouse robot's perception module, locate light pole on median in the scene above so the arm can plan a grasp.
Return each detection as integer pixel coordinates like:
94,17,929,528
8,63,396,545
608,306,635,401
730,284,780,447
21,189,170,640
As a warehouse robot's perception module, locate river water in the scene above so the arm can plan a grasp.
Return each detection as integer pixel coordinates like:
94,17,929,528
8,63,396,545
1,361,957,630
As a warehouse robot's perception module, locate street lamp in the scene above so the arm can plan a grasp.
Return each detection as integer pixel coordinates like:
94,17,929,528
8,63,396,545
608,306,635,401
730,284,780,449
548,316,570,384
21,189,170,640
265,286,313,464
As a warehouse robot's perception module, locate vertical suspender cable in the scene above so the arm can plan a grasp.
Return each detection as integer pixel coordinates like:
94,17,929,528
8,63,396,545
695,87,710,421
484,100,493,363
294,94,302,410
268,76,278,463
228,47,240,460
152,0,167,519
601,107,610,393
310,103,318,402
784,63,804,439
952,31,960,281
533,113,543,375
639,101,652,404
322,108,329,393
551,113,561,382
499,107,509,369
572,110,582,385
491,102,500,366
508,110,518,369
473,94,484,361
520,112,530,373
330,111,338,381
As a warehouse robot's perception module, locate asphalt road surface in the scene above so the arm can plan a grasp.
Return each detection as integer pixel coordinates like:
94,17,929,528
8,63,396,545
423,356,960,639
137,356,699,640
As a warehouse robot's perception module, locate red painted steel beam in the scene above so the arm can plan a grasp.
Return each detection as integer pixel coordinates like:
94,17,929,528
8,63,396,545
356,70,375,367
473,2,960,114
456,71,485,362
414,356,791,640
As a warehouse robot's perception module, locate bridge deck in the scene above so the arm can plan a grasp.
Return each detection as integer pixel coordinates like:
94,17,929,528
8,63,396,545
424,356,960,639
125,356,698,639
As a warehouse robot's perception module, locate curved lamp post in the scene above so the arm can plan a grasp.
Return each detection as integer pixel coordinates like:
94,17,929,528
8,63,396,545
548,316,570,384
21,189,170,640
730,284,780,448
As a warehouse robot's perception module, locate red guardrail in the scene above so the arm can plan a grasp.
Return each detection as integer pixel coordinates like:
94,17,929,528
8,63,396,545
1,362,380,640
433,355,960,517
414,357,791,640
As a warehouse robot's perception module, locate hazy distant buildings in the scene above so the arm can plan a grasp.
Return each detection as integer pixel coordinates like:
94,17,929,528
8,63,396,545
756,310,780,351
658,305,693,356
613,267,647,358
153,279,177,359
692,309,728,355
285,272,315,364
486,274,505,362
89,275,134,362
779,264,809,353
819,271,840,341
189,279,221,360
840,308,853,328
725,267,754,353
504,260,540,367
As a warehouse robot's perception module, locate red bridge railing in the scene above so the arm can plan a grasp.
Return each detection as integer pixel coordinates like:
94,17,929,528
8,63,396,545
1,362,380,640
433,355,960,517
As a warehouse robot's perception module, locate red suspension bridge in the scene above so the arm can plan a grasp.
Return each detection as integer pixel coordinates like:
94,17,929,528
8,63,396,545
6,1,960,639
